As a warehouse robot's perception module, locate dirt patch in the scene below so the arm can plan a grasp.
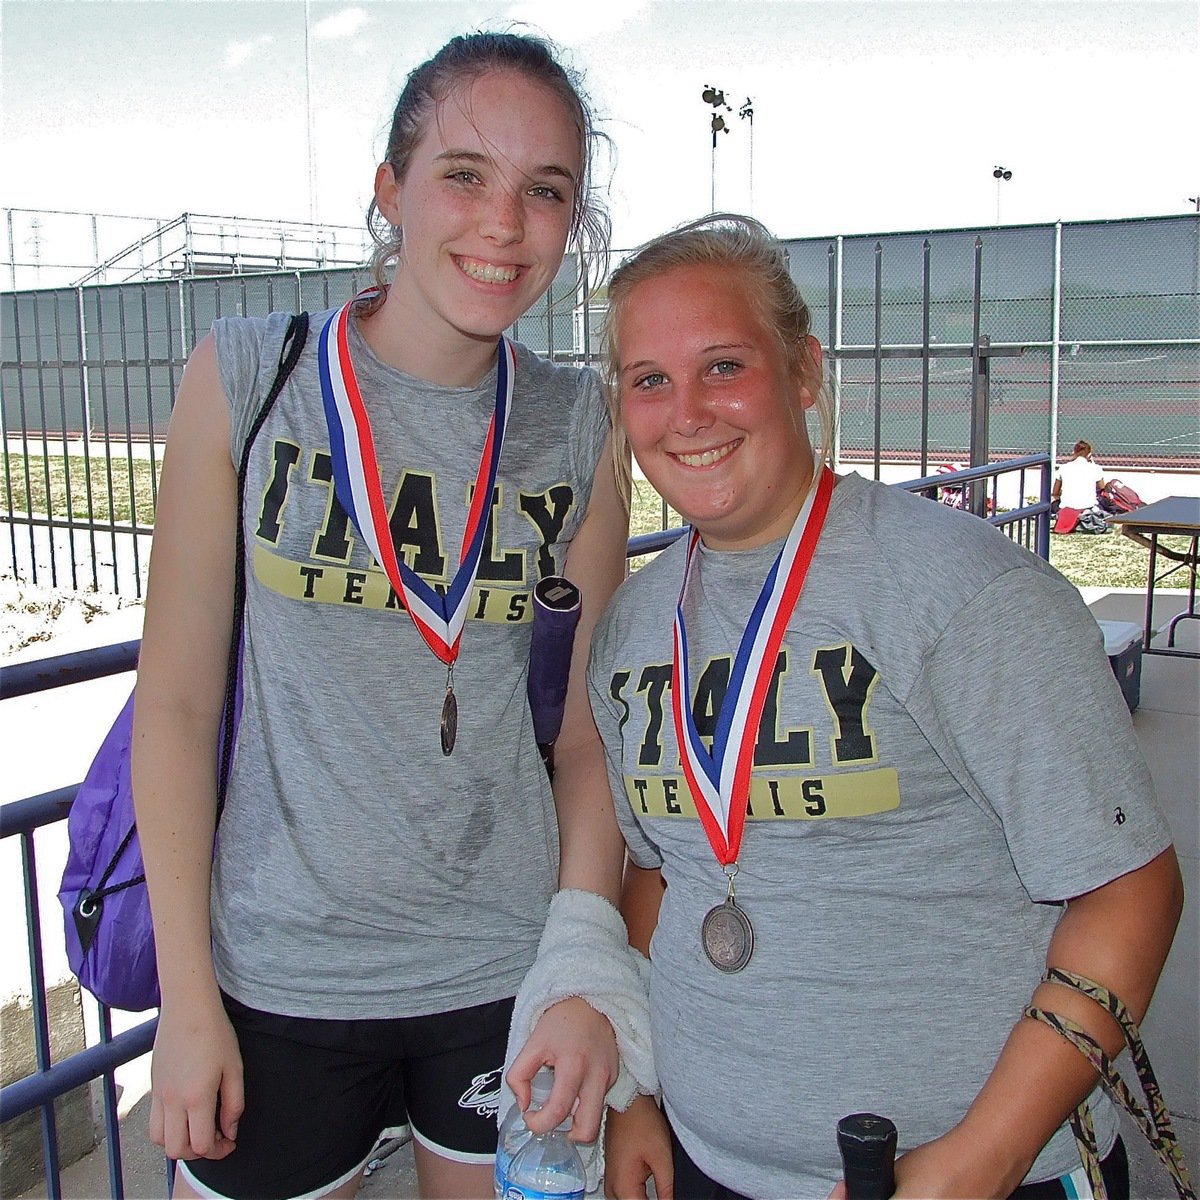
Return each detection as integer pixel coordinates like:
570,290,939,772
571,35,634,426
0,577,139,658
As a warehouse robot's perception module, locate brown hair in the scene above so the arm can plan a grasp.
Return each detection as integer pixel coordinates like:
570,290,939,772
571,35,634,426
1072,439,1094,458
602,213,833,506
364,32,610,307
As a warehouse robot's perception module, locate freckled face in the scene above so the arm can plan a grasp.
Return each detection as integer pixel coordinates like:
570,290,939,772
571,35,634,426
375,70,581,351
616,264,819,551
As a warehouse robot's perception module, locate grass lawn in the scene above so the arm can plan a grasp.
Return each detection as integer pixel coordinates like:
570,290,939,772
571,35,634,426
1048,527,1192,591
4,453,1189,590
3,450,158,526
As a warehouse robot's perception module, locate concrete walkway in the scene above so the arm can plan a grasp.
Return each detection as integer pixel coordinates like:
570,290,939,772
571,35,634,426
4,586,1196,1199
1078,590,1198,1199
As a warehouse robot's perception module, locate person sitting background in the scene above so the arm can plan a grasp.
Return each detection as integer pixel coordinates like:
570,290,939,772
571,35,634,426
1053,440,1106,512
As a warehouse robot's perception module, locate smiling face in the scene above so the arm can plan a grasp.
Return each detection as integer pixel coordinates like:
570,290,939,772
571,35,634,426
616,264,820,551
375,69,580,356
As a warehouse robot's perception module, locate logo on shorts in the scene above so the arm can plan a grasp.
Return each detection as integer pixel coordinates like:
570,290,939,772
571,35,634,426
459,1069,502,1118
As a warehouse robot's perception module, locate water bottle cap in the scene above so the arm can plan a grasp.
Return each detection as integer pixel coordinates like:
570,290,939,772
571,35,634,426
530,1066,554,1106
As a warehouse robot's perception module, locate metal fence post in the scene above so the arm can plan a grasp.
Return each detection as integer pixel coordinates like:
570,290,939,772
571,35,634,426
75,285,99,589
91,287,120,591
920,238,932,477
7,208,16,289
52,290,80,589
20,831,64,1199
826,241,838,464
10,293,39,582
139,283,159,512
969,238,989,516
30,292,59,587
1049,221,1063,465
873,241,883,481
1,335,19,572
117,287,143,596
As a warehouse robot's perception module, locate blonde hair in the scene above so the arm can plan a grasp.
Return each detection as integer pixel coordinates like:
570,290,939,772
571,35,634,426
601,214,833,508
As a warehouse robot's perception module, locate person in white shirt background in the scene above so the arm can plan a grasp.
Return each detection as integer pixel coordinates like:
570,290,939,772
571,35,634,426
1053,439,1107,512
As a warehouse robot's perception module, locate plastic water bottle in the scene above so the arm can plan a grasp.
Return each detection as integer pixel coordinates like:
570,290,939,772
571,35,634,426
495,1067,556,1199
504,1115,586,1200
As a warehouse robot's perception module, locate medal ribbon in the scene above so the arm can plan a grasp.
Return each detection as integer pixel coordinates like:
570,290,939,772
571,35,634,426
672,467,834,865
317,293,515,664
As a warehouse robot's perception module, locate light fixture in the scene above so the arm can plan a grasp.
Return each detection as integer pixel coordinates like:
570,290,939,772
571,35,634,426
701,86,733,211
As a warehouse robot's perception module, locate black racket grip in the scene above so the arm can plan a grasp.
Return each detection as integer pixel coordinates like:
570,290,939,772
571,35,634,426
837,1112,897,1200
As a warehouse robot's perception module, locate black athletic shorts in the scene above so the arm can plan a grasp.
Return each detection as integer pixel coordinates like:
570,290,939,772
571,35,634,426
179,992,512,1200
668,1125,1129,1200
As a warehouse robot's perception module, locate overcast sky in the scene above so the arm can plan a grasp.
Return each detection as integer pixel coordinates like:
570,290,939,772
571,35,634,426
3,0,1198,253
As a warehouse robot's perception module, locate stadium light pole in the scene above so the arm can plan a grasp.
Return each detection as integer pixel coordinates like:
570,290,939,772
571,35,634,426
701,86,731,212
993,166,1012,226
304,0,318,224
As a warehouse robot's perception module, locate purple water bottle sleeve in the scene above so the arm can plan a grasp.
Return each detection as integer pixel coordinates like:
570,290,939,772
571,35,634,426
527,576,582,747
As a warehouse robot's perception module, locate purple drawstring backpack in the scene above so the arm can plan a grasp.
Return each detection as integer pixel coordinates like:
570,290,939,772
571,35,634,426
57,313,308,1010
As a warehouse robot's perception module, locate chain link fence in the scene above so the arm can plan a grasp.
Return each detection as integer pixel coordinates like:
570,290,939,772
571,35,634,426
796,217,1198,470
3,213,1197,595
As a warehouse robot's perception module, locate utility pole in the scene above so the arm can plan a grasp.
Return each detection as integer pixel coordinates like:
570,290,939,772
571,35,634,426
304,0,318,224
993,165,1012,226
739,98,755,214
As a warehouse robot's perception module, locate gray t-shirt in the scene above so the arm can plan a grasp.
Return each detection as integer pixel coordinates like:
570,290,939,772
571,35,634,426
588,470,1170,1198
210,306,609,1019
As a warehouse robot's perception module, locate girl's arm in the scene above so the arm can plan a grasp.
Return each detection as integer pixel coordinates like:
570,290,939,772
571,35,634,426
552,437,630,905
887,847,1184,1199
509,438,631,1139
621,862,666,958
131,335,244,1162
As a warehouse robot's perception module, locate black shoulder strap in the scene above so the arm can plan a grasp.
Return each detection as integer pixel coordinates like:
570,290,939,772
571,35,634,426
217,312,310,808
88,315,311,904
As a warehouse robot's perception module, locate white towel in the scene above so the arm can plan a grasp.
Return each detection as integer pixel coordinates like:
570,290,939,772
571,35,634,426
500,888,658,1192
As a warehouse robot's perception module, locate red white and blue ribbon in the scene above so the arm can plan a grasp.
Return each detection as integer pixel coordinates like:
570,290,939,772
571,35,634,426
317,294,515,664
671,467,834,864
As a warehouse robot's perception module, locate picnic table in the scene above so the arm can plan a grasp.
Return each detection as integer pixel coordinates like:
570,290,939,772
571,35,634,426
1108,496,1200,659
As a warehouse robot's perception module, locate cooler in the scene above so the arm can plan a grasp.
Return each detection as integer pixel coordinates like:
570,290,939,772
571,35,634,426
1096,619,1143,713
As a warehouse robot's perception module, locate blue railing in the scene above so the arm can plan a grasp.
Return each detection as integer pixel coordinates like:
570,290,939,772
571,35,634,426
0,640,162,1200
631,455,1053,560
0,455,1051,1197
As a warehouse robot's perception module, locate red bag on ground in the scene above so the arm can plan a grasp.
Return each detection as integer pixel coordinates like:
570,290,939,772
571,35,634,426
1054,507,1081,534
1098,479,1145,515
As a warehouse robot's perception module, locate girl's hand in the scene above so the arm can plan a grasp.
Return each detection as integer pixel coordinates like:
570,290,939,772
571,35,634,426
507,996,619,1143
890,1126,1013,1200
148,996,243,1161
605,1094,673,1200
826,1126,1008,1200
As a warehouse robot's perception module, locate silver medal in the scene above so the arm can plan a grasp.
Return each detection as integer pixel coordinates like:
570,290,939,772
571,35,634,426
701,896,754,973
440,689,457,755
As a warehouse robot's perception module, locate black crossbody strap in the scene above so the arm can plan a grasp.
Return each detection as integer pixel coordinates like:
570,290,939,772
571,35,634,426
86,314,309,905
216,312,310,811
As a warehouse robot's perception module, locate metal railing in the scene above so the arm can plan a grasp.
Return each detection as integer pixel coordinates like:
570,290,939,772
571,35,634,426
0,641,160,1200
629,456,1053,560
